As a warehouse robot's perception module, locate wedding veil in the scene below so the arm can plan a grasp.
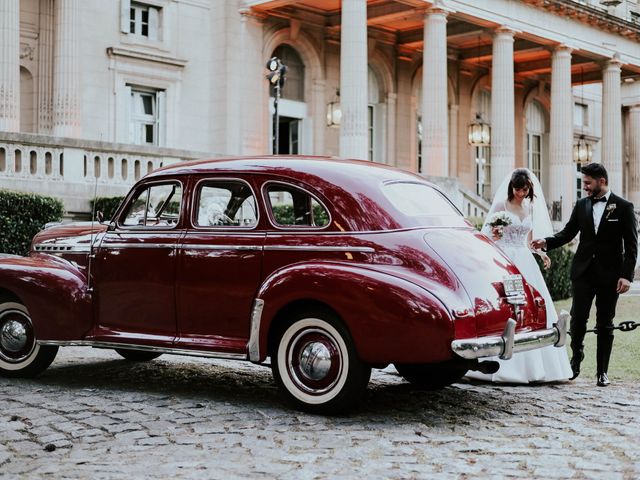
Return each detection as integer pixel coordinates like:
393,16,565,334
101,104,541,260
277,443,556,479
481,168,554,240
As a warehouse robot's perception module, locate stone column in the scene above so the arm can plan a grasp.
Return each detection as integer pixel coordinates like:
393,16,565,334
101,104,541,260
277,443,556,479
449,104,459,177
628,105,640,206
38,0,54,133
339,0,368,160
490,28,515,197
421,8,448,176
0,0,20,132
386,92,397,167
601,57,622,192
549,45,574,225
53,0,81,137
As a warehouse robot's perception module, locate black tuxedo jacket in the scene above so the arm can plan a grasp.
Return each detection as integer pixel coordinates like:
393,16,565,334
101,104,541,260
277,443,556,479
545,193,638,282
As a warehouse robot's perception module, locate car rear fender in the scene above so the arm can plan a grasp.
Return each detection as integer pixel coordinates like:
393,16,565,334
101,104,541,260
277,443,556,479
251,261,455,365
0,254,92,340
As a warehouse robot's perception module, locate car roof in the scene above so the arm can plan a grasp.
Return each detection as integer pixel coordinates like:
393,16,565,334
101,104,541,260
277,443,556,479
146,156,454,231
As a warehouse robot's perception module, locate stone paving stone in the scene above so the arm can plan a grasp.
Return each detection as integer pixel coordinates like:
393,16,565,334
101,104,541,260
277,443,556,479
1,347,640,478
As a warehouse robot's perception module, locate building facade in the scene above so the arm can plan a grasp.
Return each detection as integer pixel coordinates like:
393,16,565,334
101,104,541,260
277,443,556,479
1,0,640,221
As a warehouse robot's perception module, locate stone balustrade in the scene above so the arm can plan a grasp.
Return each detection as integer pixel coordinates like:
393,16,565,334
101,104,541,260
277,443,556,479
0,132,207,218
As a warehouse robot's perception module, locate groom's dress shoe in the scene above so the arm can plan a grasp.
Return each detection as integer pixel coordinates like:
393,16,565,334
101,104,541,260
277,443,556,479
596,373,610,387
569,352,584,380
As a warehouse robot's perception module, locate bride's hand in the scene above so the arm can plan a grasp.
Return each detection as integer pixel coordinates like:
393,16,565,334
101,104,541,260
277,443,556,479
539,252,551,270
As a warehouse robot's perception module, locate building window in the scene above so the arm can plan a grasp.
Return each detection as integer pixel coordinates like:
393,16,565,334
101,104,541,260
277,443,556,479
527,133,542,180
417,115,423,173
129,87,164,146
475,146,491,201
130,2,159,40
574,102,588,128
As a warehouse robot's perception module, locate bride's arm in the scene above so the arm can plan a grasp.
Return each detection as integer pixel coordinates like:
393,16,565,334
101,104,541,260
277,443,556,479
528,230,551,269
481,200,506,238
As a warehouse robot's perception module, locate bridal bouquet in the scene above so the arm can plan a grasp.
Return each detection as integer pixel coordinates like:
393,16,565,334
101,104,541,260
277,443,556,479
486,211,512,239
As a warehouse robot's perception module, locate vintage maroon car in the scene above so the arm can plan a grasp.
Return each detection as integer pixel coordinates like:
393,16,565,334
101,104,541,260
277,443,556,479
0,156,567,412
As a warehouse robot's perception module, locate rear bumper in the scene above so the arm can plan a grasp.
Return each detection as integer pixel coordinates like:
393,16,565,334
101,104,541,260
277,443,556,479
451,310,569,360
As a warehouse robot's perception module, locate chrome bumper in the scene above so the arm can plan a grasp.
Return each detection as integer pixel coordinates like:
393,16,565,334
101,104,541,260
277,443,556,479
451,310,569,361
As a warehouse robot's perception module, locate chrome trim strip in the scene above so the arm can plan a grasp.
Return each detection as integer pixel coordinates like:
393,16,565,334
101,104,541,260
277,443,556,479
100,243,177,249
263,245,375,253
182,245,263,251
34,244,91,253
248,298,265,362
451,311,569,360
37,340,247,360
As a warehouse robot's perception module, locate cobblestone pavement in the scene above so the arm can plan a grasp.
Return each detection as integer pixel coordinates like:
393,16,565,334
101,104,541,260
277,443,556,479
1,347,639,479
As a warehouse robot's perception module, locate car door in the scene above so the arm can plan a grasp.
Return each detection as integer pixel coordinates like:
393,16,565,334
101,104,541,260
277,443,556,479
93,180,185,345
175,177,265,353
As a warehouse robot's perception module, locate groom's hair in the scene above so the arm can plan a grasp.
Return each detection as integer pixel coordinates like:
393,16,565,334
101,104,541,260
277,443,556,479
581,163,608,183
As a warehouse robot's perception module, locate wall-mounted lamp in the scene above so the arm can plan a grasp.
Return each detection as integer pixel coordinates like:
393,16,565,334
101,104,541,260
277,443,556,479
467,113,491,147
326,89,341,127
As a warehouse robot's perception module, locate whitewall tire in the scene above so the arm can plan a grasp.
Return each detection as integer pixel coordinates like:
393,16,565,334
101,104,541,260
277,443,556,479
0,301,57,378
271,311,370,414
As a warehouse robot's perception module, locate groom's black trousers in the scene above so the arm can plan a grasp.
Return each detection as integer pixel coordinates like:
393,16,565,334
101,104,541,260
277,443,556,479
570,263,619,372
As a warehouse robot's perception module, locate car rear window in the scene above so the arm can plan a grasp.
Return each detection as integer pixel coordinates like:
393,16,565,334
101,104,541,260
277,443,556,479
381,182,460,217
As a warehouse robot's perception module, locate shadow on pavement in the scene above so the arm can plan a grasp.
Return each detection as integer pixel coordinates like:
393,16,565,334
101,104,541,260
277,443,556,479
3,354,518,423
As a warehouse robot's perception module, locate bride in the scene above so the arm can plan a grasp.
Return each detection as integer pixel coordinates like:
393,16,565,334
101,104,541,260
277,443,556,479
466,168,572,383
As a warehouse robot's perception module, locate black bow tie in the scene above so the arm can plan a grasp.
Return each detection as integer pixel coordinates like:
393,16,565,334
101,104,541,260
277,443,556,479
591,196,607,203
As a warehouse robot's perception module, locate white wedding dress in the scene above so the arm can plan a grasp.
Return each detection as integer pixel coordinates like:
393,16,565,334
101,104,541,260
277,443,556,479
466,208,573,383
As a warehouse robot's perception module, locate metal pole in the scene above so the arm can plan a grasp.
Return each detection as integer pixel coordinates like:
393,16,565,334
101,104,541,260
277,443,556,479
273,80,280,154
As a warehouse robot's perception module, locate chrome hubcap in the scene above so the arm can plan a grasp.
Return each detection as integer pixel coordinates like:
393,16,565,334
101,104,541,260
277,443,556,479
1,320,27,353
286,327,342,395
299,342,332,381
0,309,35,363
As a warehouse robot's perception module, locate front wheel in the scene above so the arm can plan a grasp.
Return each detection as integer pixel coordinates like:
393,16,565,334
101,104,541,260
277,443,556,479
271,311,371,414
115,349,162,362
0,300,58,378
394,362,467,389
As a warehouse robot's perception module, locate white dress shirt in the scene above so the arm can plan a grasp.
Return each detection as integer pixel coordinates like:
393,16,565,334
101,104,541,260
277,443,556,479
592,191,611,234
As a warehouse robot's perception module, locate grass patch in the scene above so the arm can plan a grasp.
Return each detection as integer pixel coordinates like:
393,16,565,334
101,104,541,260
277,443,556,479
554,295,640,382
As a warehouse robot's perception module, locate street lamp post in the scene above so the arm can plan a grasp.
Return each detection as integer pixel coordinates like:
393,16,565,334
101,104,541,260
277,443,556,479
265,57,288,154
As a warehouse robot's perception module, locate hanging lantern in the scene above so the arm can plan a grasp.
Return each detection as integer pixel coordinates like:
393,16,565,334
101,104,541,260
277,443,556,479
326,101,342,127
467,114,491,147
573,136,593,163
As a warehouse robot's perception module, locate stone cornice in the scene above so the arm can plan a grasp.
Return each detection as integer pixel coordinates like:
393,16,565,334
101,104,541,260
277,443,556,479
106,47,187,68
520,0,640,41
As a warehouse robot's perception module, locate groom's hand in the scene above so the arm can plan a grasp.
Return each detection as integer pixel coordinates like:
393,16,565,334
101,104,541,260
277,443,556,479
531,238,546,250
617,278,631,294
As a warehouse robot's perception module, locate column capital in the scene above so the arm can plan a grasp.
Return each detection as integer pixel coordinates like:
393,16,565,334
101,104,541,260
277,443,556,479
553,44,573,55
602,56,623,71
493,26,517,38
424,6,451,17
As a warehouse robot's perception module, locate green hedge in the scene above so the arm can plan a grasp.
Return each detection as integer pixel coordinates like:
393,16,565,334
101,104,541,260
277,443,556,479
535,246,574,301
0,190,65,256
91,196,125,221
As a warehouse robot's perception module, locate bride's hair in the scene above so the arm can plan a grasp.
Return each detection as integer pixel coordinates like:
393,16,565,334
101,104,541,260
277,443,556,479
507,168,535,202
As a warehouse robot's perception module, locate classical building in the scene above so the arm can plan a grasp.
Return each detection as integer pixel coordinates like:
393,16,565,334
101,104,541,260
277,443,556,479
1,0,640,221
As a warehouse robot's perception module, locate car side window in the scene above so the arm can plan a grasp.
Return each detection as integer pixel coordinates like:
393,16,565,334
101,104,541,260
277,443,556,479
121,183,182,227
196,180,257,228
266,184,330,228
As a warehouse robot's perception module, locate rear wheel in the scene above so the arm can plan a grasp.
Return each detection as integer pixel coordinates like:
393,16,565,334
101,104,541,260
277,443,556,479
0,300,58,378
115,349,162,362
394,362,467,389
271,310,371,414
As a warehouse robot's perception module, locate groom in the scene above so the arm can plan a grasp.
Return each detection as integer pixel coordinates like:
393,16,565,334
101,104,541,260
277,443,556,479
531,163,637,387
